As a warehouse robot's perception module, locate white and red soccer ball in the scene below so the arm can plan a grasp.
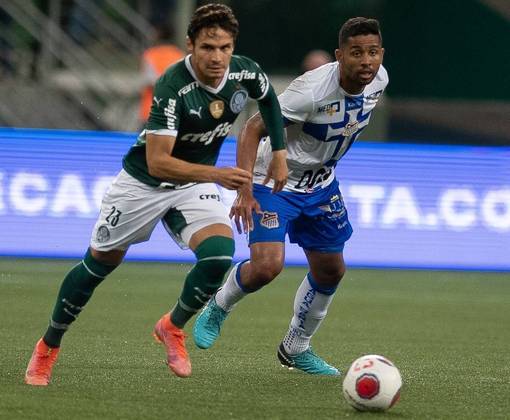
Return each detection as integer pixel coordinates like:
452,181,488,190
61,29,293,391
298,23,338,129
342,354,402,412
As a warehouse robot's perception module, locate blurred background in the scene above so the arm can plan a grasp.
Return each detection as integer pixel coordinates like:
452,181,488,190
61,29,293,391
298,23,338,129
1,0,509,144
1,0,509,270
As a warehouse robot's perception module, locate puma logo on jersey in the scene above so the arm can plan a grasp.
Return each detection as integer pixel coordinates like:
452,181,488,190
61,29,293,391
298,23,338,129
153,96,163,107
189,107,202,118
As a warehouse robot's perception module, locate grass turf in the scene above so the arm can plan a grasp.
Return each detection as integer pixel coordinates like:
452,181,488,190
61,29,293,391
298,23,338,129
0,258,509,419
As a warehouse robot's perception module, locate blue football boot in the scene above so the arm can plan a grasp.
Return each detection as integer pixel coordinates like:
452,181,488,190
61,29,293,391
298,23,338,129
193,296,228,349
277,343,340,376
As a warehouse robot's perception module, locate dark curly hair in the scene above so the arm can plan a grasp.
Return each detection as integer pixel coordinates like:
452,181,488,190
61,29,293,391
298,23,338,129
187,3,239,43
339,17,382,47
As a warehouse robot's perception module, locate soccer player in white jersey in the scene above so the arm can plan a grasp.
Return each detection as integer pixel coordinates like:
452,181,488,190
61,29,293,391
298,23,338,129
194,17,388,375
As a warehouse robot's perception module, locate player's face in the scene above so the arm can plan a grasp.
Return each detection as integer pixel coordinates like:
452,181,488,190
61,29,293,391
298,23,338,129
335,34,384,94
188,27,234,88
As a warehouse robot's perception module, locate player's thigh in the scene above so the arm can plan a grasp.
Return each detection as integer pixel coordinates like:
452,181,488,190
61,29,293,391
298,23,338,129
162,183,232,249
289,181,353,254
91,170,173,252
248,184,300,245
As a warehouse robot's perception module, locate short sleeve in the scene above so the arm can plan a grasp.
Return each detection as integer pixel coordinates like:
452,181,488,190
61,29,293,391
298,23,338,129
145,76,181,137
278,78,314,123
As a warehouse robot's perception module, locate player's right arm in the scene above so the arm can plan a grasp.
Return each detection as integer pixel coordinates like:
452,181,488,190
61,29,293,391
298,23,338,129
146,133,251,190
145,73,250,190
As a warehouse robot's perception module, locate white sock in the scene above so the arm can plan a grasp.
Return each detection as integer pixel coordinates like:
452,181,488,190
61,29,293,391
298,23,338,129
215,261,248,312
282,273,336,355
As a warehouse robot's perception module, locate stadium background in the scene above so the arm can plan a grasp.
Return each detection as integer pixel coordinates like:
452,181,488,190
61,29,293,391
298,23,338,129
1,0,508,270
1,2,510,419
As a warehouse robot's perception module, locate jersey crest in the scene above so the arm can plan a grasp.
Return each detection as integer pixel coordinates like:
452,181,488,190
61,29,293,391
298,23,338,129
230,90,248,113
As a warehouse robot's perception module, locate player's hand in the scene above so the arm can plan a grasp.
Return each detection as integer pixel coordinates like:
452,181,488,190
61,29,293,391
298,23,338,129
263,150,288,193
215,167,252,190
230,186,262,234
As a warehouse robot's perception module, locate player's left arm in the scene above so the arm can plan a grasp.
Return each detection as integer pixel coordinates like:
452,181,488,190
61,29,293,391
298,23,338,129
231,110,292,234
256,86,287,192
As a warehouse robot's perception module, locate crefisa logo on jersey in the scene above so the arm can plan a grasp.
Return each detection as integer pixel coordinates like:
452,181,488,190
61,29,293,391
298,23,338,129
260,211,279,229
230,89,248,113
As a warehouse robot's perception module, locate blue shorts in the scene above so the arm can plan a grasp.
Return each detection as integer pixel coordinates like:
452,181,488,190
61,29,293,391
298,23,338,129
248,180,353,253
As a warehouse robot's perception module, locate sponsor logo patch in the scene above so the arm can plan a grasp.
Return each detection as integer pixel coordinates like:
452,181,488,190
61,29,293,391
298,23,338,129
199,194,221,201
180,122,232,145
228,70,256,81
258,73,268,96
318,101,340,116
365,89,383,102
178,81,199,96
260,211,279,229
164,98,177,130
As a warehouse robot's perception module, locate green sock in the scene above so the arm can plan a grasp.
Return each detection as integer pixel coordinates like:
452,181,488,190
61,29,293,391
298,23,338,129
43,249,118,347
171,236,234,328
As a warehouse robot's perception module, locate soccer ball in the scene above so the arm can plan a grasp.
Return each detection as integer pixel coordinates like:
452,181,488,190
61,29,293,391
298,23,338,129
342,354,402,412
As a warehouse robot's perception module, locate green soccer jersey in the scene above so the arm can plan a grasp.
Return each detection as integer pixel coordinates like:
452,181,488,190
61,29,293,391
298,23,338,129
122,54,271,187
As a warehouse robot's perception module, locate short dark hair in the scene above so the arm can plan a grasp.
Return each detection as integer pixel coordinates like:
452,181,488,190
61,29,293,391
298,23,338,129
187,3,239,43
339,17,382,47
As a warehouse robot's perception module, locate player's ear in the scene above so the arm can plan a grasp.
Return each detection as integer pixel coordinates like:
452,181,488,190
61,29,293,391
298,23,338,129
186,36,193,54
334,48,342,62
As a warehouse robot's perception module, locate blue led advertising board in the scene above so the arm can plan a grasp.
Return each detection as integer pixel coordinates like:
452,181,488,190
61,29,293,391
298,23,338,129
1,128,508,270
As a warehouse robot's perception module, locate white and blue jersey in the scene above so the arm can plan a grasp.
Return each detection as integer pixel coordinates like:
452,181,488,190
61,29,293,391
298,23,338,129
253,61,388,192
249,61,388,252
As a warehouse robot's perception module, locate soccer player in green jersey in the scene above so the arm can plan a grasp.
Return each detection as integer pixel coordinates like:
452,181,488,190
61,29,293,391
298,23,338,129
25,3,287,385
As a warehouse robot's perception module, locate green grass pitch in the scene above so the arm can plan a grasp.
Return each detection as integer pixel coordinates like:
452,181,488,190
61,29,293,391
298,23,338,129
1,258,509,419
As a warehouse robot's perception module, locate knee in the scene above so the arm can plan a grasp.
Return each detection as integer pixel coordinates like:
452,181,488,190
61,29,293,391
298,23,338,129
314,264,345,287
193,236,235,286
90,248,125,266
248,257,283,289
199,257,232,280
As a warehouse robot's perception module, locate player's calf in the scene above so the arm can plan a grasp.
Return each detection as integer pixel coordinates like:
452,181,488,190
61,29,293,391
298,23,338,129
170,236,234,328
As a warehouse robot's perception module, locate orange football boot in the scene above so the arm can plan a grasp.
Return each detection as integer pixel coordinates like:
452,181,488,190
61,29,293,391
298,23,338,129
153,314,191,378
25,338,60,386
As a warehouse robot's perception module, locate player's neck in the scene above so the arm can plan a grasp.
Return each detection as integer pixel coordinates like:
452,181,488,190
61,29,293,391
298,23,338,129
339,77,364,95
